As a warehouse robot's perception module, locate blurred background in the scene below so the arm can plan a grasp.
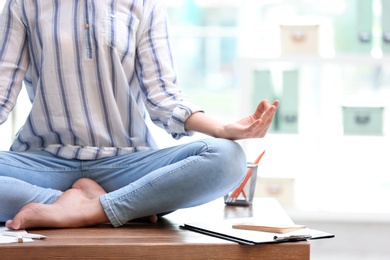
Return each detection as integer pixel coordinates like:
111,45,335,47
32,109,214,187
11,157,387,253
1,0,389,259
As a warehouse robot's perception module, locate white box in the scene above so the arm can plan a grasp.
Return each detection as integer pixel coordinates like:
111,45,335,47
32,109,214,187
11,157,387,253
280,25,319,55
255,177,295,207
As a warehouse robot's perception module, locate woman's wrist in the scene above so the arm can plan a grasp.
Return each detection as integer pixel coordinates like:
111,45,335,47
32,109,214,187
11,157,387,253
185,112,225,138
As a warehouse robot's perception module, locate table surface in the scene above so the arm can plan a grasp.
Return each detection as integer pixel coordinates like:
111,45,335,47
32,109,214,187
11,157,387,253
0,198,310,260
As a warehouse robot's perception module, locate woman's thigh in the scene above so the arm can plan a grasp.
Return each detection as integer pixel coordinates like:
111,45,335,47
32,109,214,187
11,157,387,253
0,150,83,190
83,139,219,192
0,139,217,192
97,138,247,226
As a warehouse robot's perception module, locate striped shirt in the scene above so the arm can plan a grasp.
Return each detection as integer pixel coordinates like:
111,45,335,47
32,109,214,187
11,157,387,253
0,0,202,160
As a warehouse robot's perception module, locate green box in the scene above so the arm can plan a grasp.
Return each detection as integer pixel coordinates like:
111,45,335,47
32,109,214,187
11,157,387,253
381,0,390,53
279,70,299,133
253,70,278,132
334,0,373,54
355,0,373,53
342,106,384,135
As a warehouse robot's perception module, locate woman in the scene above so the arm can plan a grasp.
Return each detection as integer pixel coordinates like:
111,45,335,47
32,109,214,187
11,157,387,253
0,0,278,230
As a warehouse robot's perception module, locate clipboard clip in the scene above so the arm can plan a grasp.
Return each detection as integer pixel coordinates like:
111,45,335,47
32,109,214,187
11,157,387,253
273,234,312,242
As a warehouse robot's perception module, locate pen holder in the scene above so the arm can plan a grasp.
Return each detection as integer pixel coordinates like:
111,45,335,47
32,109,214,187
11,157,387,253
224,163,258,206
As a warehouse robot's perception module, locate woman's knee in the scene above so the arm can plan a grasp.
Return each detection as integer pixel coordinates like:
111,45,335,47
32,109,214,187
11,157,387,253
211,137,245,159
205,138,247,181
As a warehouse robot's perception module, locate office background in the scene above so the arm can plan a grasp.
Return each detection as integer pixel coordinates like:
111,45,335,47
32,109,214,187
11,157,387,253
0,0,389,259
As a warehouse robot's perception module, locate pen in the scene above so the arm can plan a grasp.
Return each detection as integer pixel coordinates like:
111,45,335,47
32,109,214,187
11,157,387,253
273,234,312,242
2,232,47,240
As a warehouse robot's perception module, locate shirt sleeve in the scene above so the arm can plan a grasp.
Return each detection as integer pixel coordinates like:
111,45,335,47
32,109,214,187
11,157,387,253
134,0,203,139
0,0,29,125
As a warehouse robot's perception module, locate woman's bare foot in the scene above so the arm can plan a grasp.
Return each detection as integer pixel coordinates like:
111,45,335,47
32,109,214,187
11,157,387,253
72,178,107,199
5,178,109,230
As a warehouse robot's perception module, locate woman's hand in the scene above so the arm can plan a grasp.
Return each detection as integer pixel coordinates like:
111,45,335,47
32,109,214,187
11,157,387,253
217,99,279,140
185,99,279,140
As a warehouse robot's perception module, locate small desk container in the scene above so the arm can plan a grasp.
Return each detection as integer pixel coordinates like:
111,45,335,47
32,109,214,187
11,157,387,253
224,163,258,206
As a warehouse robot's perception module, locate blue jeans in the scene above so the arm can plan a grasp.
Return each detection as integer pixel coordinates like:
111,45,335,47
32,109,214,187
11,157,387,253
0,138,246,227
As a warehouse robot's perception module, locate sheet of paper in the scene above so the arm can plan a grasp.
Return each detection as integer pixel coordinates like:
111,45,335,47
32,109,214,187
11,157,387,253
0,226,33,244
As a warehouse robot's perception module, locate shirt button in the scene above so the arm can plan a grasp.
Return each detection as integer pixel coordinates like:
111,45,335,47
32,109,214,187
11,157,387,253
84,23,89,29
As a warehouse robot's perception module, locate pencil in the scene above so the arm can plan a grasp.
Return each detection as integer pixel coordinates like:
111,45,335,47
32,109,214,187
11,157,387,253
17,233,23,243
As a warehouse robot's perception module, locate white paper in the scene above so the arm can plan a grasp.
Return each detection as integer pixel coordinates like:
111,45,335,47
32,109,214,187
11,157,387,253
0,226,33,244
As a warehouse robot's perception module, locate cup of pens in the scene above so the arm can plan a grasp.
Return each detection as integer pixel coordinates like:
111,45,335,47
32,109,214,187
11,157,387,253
224,163,259,207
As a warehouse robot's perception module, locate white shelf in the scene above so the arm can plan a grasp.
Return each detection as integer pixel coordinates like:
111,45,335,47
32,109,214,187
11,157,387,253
286,208,390,223
240,54,390,66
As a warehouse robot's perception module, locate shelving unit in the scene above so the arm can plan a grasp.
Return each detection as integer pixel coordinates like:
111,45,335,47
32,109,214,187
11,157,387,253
238,53,389,217
239,54,389,134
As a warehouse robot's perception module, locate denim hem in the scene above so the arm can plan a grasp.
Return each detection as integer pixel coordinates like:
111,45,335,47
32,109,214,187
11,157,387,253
100,194,123,227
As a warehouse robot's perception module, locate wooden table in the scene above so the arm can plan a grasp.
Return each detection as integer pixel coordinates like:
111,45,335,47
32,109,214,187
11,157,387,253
0,198,309,259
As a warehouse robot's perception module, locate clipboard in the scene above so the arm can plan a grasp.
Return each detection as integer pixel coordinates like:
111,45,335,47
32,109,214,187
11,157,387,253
180,219,334,246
